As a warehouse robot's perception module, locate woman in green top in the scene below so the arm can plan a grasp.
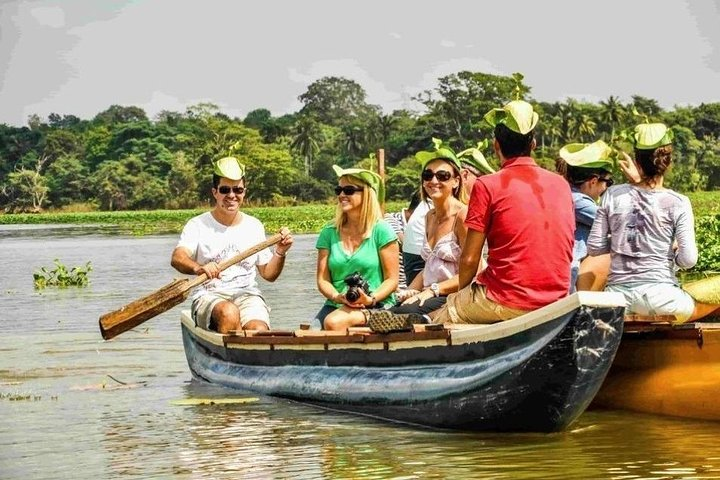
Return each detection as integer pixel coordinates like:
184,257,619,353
316,165,399,331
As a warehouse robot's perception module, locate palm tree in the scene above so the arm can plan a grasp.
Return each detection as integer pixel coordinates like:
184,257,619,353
600,95,625,141
558,100,578,143
377,114,396,144
290,117,322,175
576,114,597,142
341,123,365,159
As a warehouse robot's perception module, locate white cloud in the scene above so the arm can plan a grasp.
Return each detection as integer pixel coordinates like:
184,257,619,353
1,0,719,126
29,6,64,28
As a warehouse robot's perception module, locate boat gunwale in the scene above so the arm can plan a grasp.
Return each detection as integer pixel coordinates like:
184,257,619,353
180,291,625,350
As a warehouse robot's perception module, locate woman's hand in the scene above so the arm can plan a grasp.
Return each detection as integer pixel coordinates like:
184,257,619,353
396,289,419,303
347,290,375,309
333,290,372,309
402,289,434,306
618,151,642,184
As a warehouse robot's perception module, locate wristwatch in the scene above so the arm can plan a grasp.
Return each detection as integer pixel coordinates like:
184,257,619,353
430,283,440,297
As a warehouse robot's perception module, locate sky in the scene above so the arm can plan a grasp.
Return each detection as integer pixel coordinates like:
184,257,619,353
1,0,719,127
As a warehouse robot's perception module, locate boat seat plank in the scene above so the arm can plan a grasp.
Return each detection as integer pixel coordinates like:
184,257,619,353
361,329,450,343
253,330,296,337
294,330,355,337
223,329,450,346
225,334,366,345
624,314,676,323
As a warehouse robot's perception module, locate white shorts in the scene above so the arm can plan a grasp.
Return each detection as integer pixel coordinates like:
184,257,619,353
606,282,695,322
191,292,270,330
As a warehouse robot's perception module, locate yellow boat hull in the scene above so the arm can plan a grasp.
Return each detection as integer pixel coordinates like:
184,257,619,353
593,322,720,421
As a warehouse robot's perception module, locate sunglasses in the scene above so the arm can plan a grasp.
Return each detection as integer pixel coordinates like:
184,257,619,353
597,176,615,187
422,169,454,182
335,185,364,196
217,186,245,195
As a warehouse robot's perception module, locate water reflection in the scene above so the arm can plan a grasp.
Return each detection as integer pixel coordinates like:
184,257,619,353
1,225,720,479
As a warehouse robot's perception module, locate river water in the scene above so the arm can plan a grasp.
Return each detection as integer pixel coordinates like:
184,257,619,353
1,226,719,479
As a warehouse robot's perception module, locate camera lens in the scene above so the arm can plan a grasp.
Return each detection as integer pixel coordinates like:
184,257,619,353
345,287,360,303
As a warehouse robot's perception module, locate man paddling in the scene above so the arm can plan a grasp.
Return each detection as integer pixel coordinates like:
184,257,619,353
171,156,293,333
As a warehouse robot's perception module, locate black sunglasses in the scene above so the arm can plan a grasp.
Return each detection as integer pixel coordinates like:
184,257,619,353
217,186,245,195
335,185,364,196
422,169,454,182
597,176,615,187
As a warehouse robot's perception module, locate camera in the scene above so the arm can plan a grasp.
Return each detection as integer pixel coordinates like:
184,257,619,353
343,271,371,303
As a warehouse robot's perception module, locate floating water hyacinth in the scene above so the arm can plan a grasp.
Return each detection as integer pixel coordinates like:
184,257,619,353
33,259,92,289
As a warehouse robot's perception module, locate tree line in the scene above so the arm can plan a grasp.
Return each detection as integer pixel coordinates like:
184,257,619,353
2,71,719,212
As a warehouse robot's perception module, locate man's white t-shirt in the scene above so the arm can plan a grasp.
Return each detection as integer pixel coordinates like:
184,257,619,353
402,200,431,256
176,211,273,301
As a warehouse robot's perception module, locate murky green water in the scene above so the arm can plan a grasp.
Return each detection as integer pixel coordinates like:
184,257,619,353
1,226,719,479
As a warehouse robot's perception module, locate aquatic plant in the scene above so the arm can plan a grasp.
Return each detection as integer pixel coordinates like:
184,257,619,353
33,259,92,289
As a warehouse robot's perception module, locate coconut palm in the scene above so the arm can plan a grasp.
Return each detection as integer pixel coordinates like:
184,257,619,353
576,114,597,142
290,117,322,175
600,95,625,141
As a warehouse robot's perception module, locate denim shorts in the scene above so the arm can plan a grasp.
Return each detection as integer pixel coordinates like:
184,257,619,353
606,282,695,322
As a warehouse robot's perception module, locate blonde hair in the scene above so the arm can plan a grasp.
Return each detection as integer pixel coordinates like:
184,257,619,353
334,175,383,238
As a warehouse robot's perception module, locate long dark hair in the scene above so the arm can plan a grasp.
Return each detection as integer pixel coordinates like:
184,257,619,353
634,145,673,187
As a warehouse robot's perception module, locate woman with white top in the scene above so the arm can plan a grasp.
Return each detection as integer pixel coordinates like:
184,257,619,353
587,122,720,323
392,140,468,316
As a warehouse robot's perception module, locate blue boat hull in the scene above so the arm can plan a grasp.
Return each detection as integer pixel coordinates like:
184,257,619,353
181,292,625,431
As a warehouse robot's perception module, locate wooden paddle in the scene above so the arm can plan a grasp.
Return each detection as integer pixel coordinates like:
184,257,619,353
99,234,282,340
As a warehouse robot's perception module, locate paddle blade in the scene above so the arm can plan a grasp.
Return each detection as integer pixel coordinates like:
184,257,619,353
99,278,190,340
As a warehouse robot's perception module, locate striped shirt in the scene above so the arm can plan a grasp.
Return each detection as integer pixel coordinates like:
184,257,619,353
384,211,408,288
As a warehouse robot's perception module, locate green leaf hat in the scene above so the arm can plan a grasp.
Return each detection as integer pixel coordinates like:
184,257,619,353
332,165,385,204
213,156,246,180
559,140,614,169
483,100,539,135
457,139,495,174
632,122,673,150
414,138,463,171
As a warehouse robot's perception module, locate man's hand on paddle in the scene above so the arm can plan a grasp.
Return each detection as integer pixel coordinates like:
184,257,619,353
275,227,294,256
196,261,221,279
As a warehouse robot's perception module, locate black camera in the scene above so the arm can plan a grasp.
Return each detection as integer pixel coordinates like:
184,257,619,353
343,271,371,303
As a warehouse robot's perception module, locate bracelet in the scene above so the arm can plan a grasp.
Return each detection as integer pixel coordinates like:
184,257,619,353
370,295,377,307
273,249,286,258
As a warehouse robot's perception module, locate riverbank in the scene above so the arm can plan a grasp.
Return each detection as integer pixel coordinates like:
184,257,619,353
2,194,719,271
0,202,405,235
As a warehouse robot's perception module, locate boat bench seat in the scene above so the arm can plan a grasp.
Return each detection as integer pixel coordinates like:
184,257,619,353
624,314,676,323
223,326,451,345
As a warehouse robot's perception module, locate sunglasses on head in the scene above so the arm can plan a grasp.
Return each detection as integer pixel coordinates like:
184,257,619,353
217,186,245,195
335,185,364,196
421,169,454,182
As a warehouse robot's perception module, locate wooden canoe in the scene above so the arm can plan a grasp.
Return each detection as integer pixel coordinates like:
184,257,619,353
593,319,720,421
180,291,625,432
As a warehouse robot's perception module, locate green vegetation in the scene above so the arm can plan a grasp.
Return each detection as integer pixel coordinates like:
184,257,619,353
0,202,406,235
2,73,720,213
33,259,92,289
